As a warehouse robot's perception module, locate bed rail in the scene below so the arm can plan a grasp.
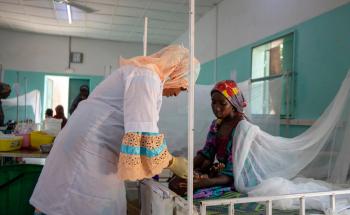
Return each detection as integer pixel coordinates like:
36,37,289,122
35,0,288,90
199,189,350,215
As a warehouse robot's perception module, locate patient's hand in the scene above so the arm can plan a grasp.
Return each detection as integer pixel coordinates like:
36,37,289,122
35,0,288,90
178,171,210,190
194,170,209,180
178,178,203,190
168,163,227,195
208,163,225,177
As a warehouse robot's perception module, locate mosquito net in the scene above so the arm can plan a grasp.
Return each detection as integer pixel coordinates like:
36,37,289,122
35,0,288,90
160,71,350,213
2,90,42,123
234,70,350,214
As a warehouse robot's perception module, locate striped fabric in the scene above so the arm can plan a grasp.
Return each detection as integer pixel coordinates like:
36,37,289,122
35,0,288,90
117,132,172,181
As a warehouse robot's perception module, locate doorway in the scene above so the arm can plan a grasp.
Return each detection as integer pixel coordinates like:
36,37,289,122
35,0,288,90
44,75,70,118
44,76,90,119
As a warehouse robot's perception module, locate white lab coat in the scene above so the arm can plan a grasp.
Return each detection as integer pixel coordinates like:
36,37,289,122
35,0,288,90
30,66,163,215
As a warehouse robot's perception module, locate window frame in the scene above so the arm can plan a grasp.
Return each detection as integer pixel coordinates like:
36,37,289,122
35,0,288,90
250,32,296,119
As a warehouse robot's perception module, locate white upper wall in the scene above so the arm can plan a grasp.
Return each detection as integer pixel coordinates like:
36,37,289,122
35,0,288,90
0,28,164,76
175,0,350,63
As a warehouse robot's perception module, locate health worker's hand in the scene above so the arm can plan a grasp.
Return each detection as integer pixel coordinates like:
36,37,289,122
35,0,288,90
168,156,188,179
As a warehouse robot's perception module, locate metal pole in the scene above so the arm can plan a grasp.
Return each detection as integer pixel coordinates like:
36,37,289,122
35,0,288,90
68,36,71,69
330,194,336,214
214,4,218,83
143,17,148,56
24,77,27,122
0,64,3,82
229,203,235,215
266,200,272,215
299,197,305,215
16,72,19,123
200,204,206,215
187,0,195,214
285,71,290,137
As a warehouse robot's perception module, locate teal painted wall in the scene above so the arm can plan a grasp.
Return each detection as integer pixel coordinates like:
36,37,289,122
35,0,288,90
3,70,103,123
197,3,350,137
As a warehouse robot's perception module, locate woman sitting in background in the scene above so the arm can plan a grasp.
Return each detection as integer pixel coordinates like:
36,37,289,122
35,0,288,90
53,105,67,128
45,108,53,119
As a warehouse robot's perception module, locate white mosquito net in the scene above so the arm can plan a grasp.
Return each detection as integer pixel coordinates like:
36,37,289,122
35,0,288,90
234,70,350,214
2,90,42,123
160,70,350,213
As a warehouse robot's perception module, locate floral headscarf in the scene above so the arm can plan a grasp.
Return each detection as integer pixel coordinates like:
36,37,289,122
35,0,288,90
211,80,247,113
119,44,200,90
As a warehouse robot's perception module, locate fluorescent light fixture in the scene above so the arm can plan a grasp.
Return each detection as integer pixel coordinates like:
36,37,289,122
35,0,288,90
67,5,72,24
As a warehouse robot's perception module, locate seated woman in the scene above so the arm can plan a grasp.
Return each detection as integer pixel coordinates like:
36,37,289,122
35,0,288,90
169,80,247,196
45,108,53,119
54,105,67,128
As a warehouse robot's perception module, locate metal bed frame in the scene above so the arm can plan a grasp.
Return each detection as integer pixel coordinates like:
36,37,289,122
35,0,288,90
140,179,350,215
198,189,350,215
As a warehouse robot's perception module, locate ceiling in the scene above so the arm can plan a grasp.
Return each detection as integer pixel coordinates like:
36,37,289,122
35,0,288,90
0,0,222,45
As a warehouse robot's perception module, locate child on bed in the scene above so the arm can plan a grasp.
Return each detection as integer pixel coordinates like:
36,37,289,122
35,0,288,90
169,80,247,195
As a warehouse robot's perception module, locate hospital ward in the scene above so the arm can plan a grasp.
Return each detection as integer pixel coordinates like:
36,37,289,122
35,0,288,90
0,0,350,215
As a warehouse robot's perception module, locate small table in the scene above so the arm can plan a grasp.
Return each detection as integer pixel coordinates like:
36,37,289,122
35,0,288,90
0,148,48,165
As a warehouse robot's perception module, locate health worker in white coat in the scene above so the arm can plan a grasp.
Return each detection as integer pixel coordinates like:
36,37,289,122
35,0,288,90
30,44,200,215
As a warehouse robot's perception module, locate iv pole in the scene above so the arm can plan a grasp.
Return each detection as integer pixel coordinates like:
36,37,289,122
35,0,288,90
16,72,19,123
143,16,148,56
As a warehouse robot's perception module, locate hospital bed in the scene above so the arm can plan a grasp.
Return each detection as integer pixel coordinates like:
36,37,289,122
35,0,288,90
140,179,350,215
151,74,350,214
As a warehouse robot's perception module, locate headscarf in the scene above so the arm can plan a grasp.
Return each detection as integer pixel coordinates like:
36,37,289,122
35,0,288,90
211,80,247,113
119,44,200,90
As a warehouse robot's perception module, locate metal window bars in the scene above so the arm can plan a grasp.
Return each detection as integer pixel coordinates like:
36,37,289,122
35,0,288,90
199,189,350,215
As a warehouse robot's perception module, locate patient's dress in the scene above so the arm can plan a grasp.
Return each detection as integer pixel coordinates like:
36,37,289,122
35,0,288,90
197,119,235,178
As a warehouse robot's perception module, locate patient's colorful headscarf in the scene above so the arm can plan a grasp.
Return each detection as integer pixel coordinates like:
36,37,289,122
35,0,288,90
211,80,247,113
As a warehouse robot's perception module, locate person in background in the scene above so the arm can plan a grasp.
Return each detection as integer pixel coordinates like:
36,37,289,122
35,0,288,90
53,105,67,128
0,82,11,126
69,84,89,115
30,45,200,215
44,108,53,119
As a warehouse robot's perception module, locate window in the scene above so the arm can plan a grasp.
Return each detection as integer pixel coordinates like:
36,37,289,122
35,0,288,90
251,33,294,118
